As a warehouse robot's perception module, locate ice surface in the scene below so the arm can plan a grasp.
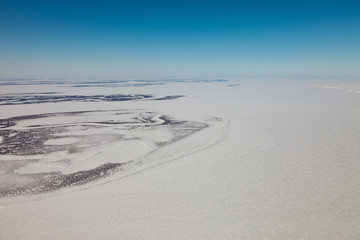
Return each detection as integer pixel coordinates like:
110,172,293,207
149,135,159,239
0,79,360,240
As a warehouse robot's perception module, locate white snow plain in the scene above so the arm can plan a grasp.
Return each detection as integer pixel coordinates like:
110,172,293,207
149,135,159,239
0,79,360,240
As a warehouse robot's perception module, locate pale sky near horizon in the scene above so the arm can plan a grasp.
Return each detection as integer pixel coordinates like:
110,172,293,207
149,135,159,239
0,0,359,79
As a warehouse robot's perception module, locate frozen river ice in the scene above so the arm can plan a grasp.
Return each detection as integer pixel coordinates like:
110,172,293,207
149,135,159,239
0,78,359,239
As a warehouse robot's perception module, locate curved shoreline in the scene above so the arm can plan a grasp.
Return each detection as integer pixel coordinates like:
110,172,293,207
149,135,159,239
0,110,225,198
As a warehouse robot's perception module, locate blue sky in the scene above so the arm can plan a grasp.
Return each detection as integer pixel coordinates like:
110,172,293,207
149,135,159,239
0,0,359,79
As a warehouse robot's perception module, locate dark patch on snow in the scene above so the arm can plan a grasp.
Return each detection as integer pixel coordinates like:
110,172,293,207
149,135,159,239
0,110,209,197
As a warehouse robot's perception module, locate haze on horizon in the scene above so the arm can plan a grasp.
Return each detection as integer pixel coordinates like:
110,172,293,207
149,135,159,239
0,0,359,79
